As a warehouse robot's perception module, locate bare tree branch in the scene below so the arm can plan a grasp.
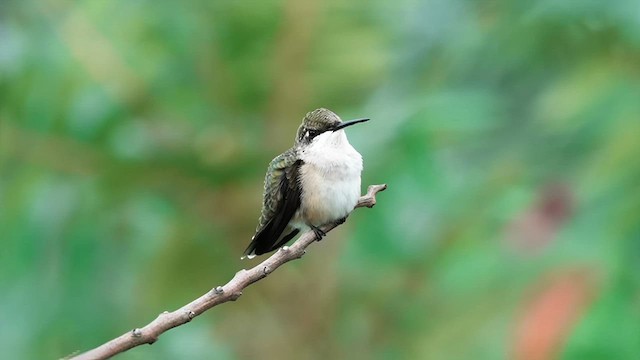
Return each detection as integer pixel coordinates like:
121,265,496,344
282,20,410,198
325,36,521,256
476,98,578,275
68,184,387,360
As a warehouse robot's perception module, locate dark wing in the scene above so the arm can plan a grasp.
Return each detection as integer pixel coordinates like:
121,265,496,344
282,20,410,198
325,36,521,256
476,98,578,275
243,148,302,258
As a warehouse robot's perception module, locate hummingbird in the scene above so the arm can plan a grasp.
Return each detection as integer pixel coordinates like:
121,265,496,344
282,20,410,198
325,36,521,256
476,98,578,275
242,108,369,259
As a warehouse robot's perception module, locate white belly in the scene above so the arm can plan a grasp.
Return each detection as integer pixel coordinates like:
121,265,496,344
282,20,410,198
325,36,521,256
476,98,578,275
297,131,363,227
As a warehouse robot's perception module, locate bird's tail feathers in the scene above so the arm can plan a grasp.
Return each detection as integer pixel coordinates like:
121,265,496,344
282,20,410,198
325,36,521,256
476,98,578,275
241,226,300,259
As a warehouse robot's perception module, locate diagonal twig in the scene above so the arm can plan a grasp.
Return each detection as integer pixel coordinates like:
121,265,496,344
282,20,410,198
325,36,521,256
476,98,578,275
69,184,387,360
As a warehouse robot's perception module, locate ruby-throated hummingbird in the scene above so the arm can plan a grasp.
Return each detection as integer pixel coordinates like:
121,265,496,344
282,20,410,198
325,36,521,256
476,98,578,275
242,108,369,259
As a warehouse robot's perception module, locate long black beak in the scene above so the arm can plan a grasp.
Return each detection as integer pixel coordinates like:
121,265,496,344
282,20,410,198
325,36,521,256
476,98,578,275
333,118,370,131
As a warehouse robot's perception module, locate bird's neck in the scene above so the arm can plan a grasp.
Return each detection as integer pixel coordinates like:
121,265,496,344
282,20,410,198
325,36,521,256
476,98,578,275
311,130,350,149
299,130,361,168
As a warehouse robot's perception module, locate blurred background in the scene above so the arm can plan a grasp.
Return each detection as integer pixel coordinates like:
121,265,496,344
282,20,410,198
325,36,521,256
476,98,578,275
1,0,639,359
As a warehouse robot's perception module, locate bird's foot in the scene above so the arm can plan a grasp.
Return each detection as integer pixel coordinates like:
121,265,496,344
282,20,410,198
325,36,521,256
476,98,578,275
335,216,348,225
310,225,326,241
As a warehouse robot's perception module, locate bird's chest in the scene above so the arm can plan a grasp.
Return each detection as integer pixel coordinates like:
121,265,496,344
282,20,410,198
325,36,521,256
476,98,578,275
298,145,362,226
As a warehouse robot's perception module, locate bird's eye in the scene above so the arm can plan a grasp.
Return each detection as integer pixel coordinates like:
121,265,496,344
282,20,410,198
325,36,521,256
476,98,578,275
304,131,310,138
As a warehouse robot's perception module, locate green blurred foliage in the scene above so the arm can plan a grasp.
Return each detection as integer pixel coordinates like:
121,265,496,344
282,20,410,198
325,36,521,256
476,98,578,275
1,0,640,359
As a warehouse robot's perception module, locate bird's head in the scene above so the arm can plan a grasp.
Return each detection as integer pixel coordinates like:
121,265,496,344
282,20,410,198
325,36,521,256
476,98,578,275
295,108,369,145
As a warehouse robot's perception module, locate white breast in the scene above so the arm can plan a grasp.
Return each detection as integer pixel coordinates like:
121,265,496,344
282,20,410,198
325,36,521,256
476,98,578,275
297,130,363,228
